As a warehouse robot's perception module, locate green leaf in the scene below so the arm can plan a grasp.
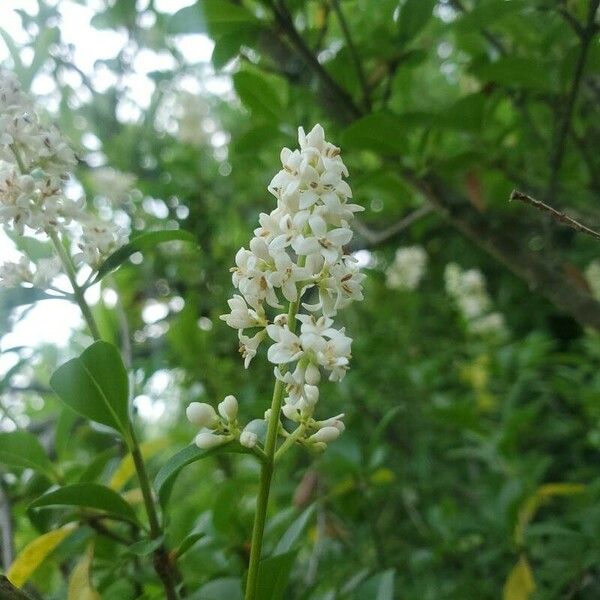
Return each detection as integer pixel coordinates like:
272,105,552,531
342,113,408,155
0,431,57,481
233,70,284,121
256,550,297,600
78,448,117,483
190,578,243,600
470,57,557,92
22,26,59,89
29,483,138,524
50,341,130,439
175,532,205,559
154,442,246,507
0,27,24,74
168,0,258,36
376,569,395,600
273,506,315,555
397,0,436,45
127,536,164,556
90,229,196,285
455,0,525,31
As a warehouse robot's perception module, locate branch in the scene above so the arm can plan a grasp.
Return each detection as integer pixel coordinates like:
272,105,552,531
0,483,14,570
331,0,371,111
353,205,433,248
546,0,600,200
509,189,600,241
0,578,35,600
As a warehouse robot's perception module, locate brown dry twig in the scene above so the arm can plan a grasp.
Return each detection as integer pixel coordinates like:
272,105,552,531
509,189,600,242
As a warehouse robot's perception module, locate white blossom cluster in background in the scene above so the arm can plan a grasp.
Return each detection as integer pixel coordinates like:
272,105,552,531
584,261,600,302
188,124,364,452
0,71,129,289
386,245,428,291
444,263,506,336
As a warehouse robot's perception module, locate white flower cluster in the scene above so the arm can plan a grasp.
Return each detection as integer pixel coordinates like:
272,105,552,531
386,245,427,291
0,71,128,289
188,124,364,452
445,263,506,336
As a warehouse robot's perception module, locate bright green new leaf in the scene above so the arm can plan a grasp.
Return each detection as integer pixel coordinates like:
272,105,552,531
29,483,138,524
90,229,196,285
50,341,130,439
7,524,77,587
0,431,58,481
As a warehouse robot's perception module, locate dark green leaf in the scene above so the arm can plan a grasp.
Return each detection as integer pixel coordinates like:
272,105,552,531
397,0,435,45
0,431,57,481
470,57,557,92
50,341,130,439
189,578,243,600
256,550,297,600
29,483,138,524
168,0,258,36
342,113,408,155
175,532,205,559
154,442,246,507
127,536,164,556
233,70,285,121
90,230,196,285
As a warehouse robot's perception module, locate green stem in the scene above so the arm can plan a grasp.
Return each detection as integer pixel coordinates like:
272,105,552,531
274,423,306,462
245,297,301,600
48,230,101,341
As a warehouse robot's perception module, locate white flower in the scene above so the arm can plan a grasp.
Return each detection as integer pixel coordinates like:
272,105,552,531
238,330,266,368
32,257,61,288
240,429,258,449
386,246,427,291
0,256,33,287
218,395,238,422
220,294,266,329
309,426,341,444
266,324,304,364
187,402,218,429
195,431,228,450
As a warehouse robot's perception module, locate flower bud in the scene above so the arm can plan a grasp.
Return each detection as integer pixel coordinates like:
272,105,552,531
218,395,238,421
240,429,258,448
309,426,341,444
303,385,319,406
186,402,218,428
282,403,300,421
194,431,226,449
304,362,321,385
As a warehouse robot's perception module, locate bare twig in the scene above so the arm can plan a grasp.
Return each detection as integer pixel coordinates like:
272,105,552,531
509,189,600,242
353,205,433,247
0,482,14,570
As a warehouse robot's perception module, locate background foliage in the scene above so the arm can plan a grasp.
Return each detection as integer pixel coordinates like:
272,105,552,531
1,0,600,598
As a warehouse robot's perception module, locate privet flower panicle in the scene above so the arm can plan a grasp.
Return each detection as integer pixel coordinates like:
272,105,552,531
445,262,506,336
0,71,129,288
188,124,364,453
386,245,428,291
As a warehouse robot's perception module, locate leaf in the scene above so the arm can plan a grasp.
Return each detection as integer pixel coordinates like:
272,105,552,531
503,556,535,600
127,536,164,556
0,576,35,600
0,287,55,316
22,26,59,89
90,229,196,285
109,438,169,490
455,0,525,31
233,70,284,121
190,577,243,600
273,506,315,555
352,569,396,600
342,113,408,155
515,482,585,544
154,442,247,507
67,543,101,600
0,431,58,481
0,27,24,73
168,0,258,36
6,524,77,587
470,57,557,92
376,569,395,600
78,448,117,483
397,0,436,45
50,341,130,439
175,532,205,559
29,483,138,524
255,550,297,600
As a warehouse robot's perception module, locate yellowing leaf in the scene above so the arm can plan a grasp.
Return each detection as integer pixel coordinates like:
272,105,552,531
503,555,535,600
122,488,144,505
68,543,101,600
515,482,585,544
109,438,168,490
370,468,395,485
7,524,77,587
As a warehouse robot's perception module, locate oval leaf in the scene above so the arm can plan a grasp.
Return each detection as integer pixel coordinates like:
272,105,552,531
256,550,297,600
7,524,77,587
155,442,246,507
90,230,196,285
0,431,58,481
29,483,138,524
50,341,130,439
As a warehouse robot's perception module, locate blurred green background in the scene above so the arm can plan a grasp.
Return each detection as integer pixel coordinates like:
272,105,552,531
1,0,600,598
